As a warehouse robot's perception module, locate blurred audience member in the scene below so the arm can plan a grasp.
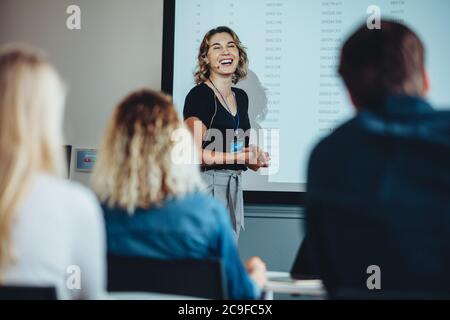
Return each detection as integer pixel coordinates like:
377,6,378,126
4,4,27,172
305,20,450,298
92,89,266,300
0,45,106,299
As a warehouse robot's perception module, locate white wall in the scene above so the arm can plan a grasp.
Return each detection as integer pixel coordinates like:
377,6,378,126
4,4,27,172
0,0,164,185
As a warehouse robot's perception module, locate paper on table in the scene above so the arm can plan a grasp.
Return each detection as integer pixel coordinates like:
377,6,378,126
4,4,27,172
264,272,326,296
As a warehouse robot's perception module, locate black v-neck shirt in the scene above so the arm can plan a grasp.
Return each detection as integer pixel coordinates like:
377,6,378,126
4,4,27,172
183,82,251,171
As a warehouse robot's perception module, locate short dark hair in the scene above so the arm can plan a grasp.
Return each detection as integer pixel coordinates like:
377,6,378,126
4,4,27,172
338,20,425,109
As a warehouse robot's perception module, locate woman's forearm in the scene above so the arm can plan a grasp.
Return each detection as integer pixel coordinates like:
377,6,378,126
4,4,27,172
201,149,245,166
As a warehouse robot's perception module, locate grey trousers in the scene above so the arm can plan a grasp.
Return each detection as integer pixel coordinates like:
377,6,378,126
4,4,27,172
201,170,244,241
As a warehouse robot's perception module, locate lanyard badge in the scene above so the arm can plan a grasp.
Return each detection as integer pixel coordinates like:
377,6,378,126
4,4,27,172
231,137,245,153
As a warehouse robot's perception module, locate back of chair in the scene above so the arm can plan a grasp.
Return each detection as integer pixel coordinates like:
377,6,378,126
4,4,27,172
0,286,57,300
107,255,228,300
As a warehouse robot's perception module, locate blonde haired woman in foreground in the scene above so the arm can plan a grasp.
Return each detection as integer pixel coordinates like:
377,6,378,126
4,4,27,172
92,89,266,300
0,45,106,299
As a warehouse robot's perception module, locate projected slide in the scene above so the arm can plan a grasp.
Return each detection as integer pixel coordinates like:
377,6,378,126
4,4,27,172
171,0,450,192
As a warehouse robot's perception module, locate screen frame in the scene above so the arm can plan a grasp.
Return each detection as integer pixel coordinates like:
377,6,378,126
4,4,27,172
161,0,303,205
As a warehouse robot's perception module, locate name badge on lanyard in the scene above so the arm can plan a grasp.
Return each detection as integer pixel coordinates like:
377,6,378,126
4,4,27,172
231,137,245,153
230,110,243,153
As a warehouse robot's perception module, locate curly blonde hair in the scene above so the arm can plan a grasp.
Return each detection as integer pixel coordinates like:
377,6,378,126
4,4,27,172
195,26,248,85
92,89,204,213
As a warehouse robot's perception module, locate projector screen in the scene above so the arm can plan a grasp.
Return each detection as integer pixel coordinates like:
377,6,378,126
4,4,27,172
162,0,450,201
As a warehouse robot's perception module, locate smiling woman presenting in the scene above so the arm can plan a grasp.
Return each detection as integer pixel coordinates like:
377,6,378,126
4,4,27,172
184,26,269,240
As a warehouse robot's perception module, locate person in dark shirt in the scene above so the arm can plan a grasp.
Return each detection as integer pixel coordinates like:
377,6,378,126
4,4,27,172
304,20,450,298
92,89,267,300
184,26,269,240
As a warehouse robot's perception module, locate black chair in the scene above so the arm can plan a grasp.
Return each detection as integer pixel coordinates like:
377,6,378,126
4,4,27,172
107,255,228,300
0,286,57,300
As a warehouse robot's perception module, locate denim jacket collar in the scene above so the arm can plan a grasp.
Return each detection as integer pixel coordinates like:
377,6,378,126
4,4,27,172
367,95,434,118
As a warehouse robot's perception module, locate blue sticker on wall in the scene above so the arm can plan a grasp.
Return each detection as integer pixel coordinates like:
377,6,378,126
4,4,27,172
76,149,97,172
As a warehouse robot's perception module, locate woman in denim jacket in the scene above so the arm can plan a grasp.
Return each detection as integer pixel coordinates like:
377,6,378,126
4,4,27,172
92,89,266,300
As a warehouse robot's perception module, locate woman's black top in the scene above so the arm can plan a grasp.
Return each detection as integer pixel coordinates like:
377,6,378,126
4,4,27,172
183,82,251,171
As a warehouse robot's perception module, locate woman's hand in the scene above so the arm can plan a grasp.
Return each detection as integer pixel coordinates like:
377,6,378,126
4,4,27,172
246,257,267,288
243,145,270,171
